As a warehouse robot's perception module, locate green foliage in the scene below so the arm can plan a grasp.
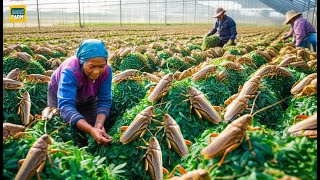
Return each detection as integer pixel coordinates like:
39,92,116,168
202,35,220,50
222,68,250,94
272,137,317,180
188,44,202,51
194,76,231,106
261,74,295,103
277,95,317,131
3,57,45,75
3,89,21,124
119,53,149,72
52,51,65,58
178,129,277,179
110,57,121,71
249,52,267,68
23,82,48,115
39,52,52,60
225,48,242,55
163,57,187,72
179,49,189,57
20,44,34,56
108,80,147,131
90,79,225,179
35,58,51,70
249,89,287,130
157,51,171,61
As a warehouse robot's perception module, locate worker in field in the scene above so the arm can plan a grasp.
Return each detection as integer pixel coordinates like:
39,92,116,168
280,10,317,52
206,7,237,47
47,39,113,146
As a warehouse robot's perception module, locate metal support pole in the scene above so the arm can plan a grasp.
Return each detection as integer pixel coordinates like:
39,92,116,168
78,0,82,27
165,0,167,25
120,0,122,26
183,0,185,24
306,0,310,20
148,0,151,24
36,0,40,31
194,0,196,24
207,2,209,24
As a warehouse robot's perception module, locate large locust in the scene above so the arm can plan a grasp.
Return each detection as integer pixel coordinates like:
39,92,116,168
191,64,218,82
15,125,70,180
5,68,20,80
3,119,39,141
223,94,255,122
184,86,221,124
25,74,51,83
3,78,24,90
18,91,33,126
148,73,174,102
287,113,317,138
112,69,140,84
201,96,289,167
160,114,191,158
120,106,155,144
3,123,26,141
290,73,317,96
137,136,168,180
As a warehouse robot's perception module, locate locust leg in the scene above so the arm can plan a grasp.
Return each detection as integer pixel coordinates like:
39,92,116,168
218,143,241,167
50,149,71,155
13,132,29,139
119,126,129,136
47,154,56,168
294,115,309,124
18,159,25,170
166,138,172,165
194,108,203,125
185,140,192,147
36,161,46,180
167,164,187,178
245,133,256,157
149,86,156,94
208,133,219,143
136,148,147,167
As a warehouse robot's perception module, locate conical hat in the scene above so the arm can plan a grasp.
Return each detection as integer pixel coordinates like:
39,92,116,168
284,10,302,24
212,7,226,18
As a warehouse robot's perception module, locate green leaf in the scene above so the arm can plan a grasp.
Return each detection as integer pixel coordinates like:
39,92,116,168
112,162,127,173
97,157,106,165
179,112,188,121
108,163,116,170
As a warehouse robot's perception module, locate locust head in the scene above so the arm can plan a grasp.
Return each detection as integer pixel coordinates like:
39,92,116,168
163,114,176,126
148,137,160,150
140,106,154,117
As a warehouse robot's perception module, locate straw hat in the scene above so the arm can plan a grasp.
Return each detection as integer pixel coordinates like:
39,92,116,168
212,7,226,18
284,10,302,24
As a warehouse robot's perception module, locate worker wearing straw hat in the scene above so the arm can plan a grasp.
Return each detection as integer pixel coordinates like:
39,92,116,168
207,7,237,47
280,10,317,52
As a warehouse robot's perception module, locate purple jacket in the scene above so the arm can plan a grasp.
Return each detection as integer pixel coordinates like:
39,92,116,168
284,16,316,46
48,56,112,127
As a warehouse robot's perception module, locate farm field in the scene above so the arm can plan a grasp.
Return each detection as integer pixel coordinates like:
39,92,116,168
3,25,317,180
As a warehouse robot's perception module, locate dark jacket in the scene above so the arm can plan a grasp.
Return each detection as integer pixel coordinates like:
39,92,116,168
208,15,237,43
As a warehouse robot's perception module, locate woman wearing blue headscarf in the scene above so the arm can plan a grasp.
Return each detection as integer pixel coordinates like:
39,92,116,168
48,39,112,146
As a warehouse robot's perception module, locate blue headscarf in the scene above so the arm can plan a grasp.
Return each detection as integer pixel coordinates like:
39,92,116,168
76,39,108,65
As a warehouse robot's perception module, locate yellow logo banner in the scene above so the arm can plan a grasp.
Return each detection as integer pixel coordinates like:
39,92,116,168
10,5,26,23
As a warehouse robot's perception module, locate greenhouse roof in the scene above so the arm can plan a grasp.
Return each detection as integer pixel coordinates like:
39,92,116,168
259,0,317,14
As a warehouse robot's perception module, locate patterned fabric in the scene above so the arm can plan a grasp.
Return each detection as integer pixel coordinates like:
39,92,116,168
284,16,317,47
208,15,237,43
48,56,112,128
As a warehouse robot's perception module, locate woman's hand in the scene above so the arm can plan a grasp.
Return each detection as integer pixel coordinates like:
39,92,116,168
95,119,106,132
90,127,112,146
